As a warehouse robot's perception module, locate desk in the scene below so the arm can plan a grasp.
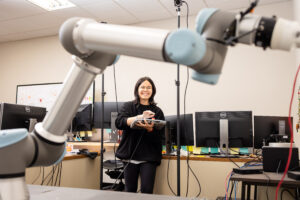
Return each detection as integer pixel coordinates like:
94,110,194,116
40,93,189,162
28,185,200,200
26,142,257,199
230,172,300,200
68,142,118,153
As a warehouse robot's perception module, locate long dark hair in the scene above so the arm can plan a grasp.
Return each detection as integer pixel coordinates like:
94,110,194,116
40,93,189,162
133,77,156,105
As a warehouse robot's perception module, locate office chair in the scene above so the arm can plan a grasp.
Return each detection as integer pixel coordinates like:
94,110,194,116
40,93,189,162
103,159,124,191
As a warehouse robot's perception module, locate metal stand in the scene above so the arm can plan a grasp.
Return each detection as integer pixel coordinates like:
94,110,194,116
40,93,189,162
175,2,182,197
100,73,106,189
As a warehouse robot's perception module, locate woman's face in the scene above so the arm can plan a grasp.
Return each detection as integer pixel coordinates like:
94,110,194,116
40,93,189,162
138,80,153,102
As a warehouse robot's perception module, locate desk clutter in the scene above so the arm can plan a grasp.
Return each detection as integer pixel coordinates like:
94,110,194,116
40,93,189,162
162,145,250,157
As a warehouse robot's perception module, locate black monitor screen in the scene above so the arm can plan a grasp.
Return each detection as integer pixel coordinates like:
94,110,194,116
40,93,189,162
254,115,292,149
0,103,46,131
72,104,93,132
164,114,194,146
195,111,253,148
93,102,125,129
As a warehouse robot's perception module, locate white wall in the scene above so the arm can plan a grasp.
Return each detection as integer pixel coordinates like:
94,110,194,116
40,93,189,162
0,1,298,144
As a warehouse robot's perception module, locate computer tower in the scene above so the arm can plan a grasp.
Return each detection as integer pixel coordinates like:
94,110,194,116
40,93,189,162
262,146,299,172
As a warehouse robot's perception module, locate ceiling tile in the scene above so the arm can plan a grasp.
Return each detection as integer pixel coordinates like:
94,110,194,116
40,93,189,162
114,0,172,21
0,18,38,33
0,0,46,21
24,26,59,38
0,21,18,35
82,1,139,24
204,0,250,10
50,7,96,21
0,32,30,43
258,0,291,5
69,0,107,6
159,0,207,17
10,13,62,32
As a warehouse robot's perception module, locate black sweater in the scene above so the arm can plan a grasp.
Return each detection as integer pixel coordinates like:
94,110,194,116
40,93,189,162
115,101,165,165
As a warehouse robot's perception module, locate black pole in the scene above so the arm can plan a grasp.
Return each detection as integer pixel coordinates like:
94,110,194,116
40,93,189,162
100,73,106,189
176,5,181,197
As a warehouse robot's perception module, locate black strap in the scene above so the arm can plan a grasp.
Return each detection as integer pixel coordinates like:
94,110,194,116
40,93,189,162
34,129,65,146
0,172,25,179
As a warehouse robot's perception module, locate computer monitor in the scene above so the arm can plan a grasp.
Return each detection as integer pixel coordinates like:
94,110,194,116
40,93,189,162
195,111,253,149
93,102,125,129
0,103,46,131
164,114,194,146
72,104,93,132
254,115,292,149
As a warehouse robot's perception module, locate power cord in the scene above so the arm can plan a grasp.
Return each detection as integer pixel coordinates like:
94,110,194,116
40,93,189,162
113,64,119,168
217,143,241,169
182,1,189,29
264,172,271,200
113,64,119,113
281,188,296,200
181,1,201,198
183,1,190,196
109,134,144,190
276,64,300,200
167,157,176,195
32,167,42,184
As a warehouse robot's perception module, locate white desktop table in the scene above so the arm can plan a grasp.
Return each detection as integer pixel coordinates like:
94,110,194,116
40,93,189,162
28,185,200,200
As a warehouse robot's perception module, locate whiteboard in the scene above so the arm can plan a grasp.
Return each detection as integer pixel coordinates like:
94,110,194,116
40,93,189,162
16,82,94,111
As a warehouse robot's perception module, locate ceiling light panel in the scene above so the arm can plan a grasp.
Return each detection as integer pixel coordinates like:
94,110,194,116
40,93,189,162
205,0,250,10
114,0,172,21
27,0,76,11
258,0,291,5
82,1,139,24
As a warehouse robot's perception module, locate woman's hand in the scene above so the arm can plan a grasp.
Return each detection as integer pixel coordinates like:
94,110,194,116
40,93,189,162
137,110,155,119
136,119,154,132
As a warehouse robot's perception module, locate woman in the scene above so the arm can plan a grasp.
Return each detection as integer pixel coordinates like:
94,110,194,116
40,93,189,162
115,76,165,194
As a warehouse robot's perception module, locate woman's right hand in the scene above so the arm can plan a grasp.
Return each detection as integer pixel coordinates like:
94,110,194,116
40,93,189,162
138,110,155,119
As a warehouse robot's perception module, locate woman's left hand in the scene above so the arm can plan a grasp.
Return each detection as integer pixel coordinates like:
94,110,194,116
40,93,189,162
136,119,154,132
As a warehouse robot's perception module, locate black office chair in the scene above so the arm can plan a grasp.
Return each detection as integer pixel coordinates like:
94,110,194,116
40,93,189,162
103,159,124,191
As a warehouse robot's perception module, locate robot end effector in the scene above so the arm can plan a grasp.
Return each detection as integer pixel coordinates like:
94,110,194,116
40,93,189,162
163,8,300,84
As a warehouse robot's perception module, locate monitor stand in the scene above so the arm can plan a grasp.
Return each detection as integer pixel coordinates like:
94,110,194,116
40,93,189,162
104,112,119,143
210,119,239,158
28,118,37,132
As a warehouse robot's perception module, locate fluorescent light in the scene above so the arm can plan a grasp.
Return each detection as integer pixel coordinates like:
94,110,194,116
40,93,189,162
27,0,76,11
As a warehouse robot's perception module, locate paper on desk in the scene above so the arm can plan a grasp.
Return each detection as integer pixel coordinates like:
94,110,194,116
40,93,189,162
230,148,239,155
181,146,187,151
210,147,219,154
201,147,209,154
240,148,249,155
162,145,166,154
187,146,193,152
80,131,85,137
87,131,93,137
193,147,201,154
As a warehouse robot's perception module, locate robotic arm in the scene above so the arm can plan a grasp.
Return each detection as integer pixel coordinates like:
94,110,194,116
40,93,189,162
0,4,299,200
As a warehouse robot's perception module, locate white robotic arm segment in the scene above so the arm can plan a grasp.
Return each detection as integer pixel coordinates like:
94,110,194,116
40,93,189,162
271,18,300,50
60,18,170,61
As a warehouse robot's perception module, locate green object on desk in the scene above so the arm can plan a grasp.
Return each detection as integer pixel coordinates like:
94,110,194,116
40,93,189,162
181,146,187,151
210,147,219,154
200,147,209,154
240,148,249,155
